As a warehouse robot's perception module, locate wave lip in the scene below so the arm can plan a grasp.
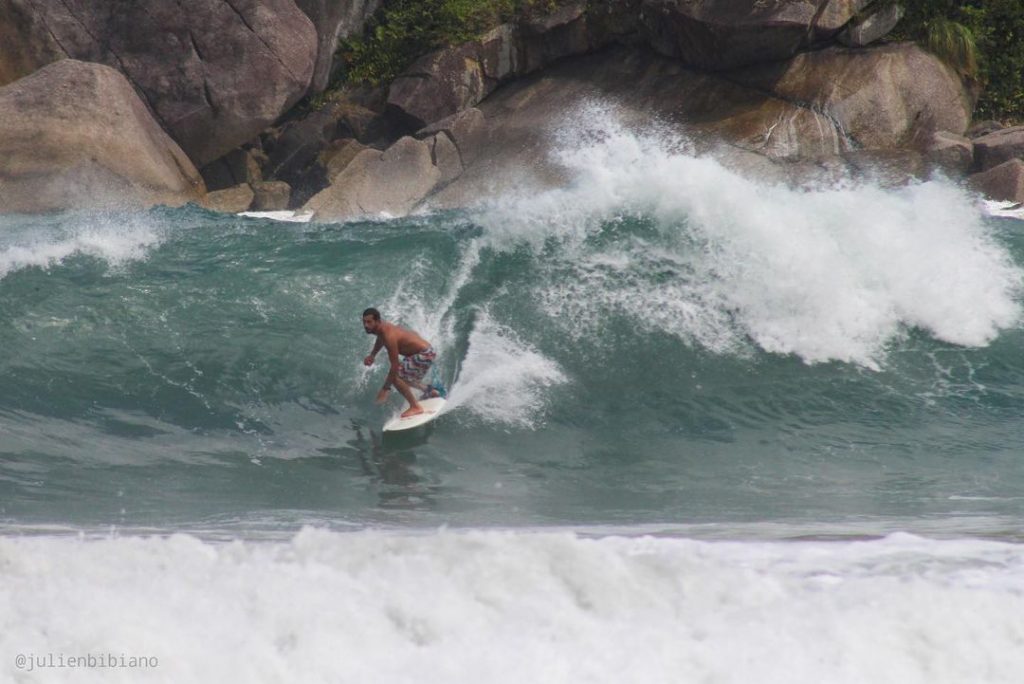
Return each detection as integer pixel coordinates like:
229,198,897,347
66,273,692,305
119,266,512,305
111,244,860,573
479,105,1024,369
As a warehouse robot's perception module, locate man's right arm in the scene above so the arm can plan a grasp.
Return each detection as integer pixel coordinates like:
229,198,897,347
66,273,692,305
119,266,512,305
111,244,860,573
364,336,384,366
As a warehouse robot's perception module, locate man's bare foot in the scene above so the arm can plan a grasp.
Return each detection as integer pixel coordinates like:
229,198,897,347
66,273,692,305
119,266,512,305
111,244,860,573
401,405,425,418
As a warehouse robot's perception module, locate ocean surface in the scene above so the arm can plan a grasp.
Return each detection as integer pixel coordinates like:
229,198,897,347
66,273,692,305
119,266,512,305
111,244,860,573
2,116,1024,682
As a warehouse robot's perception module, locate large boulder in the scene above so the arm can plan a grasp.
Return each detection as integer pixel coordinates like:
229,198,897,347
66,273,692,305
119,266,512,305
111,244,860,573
920,130,974,176
0,0,317,166
729,43,972,149
520,1,590,73
968,159,1024,203
304,136,443,220
639,0,870,71
972,126,1024,172
294,0,381,94
0,60,205,214
387,44,488,130
417,108,489,168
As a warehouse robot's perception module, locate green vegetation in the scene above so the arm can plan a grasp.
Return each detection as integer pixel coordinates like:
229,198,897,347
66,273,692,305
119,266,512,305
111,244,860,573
338,0,562,86
894,0,1024,122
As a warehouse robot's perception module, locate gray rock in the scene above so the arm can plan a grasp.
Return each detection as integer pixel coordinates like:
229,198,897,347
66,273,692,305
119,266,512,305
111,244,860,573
638,0,867,71
417,108,488,167
305,136,442,220
0,0,65,85
425,43,972,211
730,43,972,149
265,109,339,183
0,60,204,214
968,159,1024,203
973,126,1024,171
0,0,317,166
586,0,643,47
838,2,903,47
429,133,464,186
920,130,974,176
203,183,255,213
966,120,1004,139
201,148,263,192
294,0,381,94
478,24,520,87
521,1,590,73
425,47,848,210
387,44,486,129
816,0,874,32
321,139,369,180
387,7,595,130
251,181,292,211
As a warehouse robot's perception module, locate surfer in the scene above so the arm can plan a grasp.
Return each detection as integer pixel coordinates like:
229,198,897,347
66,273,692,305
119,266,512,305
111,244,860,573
362,307,440,418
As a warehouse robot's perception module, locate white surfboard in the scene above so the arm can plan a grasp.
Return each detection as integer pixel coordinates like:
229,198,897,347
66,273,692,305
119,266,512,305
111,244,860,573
382,396,448,432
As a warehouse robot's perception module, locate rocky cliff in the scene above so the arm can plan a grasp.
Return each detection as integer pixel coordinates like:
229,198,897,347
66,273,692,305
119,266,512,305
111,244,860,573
1,0,1022,216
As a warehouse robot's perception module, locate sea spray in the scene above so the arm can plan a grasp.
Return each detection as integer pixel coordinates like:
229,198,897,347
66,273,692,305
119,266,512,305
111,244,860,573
444,310,566,428
476,104,1023,368
0,211,166,279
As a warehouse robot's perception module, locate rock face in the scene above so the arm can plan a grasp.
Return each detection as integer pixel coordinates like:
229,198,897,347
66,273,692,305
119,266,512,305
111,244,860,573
968,159,1024,203
305,137,443,220
729,43,972,149
640,0,870,70
384,0,913,141
0,60,205,214
838,1,904,47
387,6,595,129
6,0,992,214
0,0,64,85
973,126,1024,172
204,184,255,213
294,0,381,94
0,0,317,166
388,33,511,129
308,36,978,221
921,131,974,176
403,42,969,215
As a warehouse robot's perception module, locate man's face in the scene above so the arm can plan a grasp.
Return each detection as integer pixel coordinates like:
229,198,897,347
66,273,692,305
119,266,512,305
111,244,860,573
362,315,380,334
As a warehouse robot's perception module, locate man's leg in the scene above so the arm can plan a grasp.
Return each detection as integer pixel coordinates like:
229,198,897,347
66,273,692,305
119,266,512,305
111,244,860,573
392,376,423,417
395,351,438,414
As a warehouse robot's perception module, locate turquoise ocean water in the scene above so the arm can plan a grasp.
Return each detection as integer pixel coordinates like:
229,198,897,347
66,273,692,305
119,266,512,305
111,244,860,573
2,119,1024,682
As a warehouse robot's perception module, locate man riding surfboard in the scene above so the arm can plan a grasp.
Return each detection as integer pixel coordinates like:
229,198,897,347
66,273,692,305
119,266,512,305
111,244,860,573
362,307,441,418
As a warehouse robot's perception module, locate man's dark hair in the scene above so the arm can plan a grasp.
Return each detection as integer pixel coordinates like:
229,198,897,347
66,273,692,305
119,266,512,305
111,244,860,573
362,307,381,321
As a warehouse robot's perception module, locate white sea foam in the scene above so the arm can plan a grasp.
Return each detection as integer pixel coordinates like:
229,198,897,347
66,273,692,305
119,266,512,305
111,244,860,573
1,529,1022,684
0,215,163,279
445,310,566,428
478,106,1024,368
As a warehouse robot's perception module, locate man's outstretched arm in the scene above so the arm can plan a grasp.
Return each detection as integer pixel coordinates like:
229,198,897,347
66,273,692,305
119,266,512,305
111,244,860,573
364,336,385,366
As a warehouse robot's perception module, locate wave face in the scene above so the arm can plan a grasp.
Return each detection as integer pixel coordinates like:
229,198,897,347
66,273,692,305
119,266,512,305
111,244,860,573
2,111,1024,533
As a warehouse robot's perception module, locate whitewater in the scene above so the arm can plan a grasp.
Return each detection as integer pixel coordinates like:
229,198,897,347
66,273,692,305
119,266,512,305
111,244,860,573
2,109,1024,682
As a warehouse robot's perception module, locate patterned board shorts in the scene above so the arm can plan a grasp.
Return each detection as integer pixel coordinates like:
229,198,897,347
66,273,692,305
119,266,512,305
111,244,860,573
398,346,436,384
